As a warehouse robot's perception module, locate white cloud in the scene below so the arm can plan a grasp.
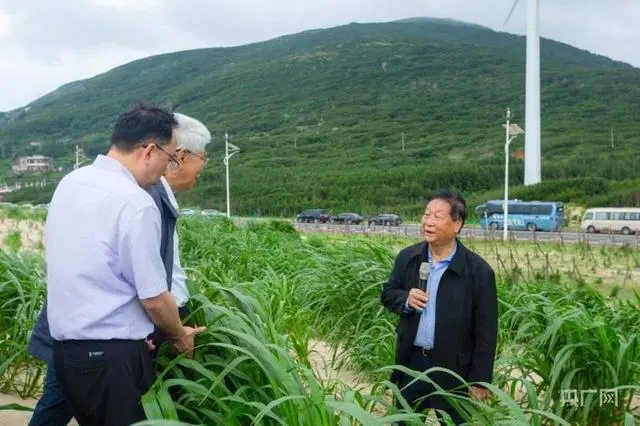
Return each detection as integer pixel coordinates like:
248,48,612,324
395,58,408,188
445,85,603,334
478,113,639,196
93,0,162,11
0,0,638,111
0,9,11,41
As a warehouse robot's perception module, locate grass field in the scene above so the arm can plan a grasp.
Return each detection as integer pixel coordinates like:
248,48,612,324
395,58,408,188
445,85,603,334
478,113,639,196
1,216,639,425
319,232,640,297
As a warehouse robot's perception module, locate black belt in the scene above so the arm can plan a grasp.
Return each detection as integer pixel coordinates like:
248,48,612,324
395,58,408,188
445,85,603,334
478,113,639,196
56,339,144,345
413,346,434,357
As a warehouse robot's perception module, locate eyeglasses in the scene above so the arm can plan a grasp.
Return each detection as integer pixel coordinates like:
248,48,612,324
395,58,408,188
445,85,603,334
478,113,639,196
143,143,180,167
187,150,209,166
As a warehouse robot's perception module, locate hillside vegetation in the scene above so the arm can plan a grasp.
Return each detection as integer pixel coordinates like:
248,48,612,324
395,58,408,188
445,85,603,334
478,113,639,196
1,18,639,218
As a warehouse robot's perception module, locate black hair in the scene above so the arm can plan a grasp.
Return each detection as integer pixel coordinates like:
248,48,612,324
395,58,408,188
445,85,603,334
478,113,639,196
427,189,468,229
110,102,178,152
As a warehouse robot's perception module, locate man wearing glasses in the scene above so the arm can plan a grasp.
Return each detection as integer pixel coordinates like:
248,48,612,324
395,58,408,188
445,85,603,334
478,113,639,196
146,112,211,357
27,104,206,426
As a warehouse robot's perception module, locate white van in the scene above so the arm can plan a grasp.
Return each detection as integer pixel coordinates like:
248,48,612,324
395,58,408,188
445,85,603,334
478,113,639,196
581,207,640,235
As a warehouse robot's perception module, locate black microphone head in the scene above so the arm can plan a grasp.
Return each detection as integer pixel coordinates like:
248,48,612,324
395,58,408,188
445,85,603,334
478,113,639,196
419,262,429,280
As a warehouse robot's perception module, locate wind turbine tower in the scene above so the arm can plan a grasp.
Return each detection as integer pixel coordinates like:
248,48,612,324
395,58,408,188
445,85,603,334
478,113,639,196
506,0,541,185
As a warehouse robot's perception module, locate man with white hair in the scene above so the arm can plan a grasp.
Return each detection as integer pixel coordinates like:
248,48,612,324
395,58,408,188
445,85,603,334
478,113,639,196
147,112,211,355
165,113,210,308
26,111,211,425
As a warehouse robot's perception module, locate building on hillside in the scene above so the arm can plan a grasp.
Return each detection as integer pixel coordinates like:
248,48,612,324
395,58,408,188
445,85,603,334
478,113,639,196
12,155,54,174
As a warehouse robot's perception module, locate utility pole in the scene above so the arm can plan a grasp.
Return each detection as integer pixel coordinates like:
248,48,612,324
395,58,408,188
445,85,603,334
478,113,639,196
223,131,241,218
502,107,524,241
610,128,614,149
401,131,405,152
74,144,85,169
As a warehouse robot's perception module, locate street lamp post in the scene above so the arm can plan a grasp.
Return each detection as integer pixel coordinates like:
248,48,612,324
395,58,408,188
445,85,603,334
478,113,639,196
74,145,88,169
223,131,240,218
502,108,524,241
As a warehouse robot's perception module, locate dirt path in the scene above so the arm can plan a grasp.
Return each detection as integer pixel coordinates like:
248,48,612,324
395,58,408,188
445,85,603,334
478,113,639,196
0,218,44,252
0,393,37,426
0,392,75,426
306,339,441,423
307,339,372,391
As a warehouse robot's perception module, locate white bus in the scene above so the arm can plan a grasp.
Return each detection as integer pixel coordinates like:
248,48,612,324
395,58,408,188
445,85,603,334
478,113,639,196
580,207,640,235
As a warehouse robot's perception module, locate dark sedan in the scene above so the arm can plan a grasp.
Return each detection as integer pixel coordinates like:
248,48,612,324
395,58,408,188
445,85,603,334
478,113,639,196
368,213,403,226
296,209,330,223
330,213,363,225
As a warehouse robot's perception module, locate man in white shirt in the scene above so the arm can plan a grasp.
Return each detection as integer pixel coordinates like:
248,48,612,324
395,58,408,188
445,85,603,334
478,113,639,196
163,112,211,312
147,112,211,356
46,103,206,426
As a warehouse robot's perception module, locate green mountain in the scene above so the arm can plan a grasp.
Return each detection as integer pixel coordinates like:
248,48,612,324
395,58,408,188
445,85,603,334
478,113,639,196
2,18,640,218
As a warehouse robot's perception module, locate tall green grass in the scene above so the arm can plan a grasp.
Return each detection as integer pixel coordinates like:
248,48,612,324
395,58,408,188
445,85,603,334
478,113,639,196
3,230,22,252
0,250,46,398
498,282,640,424
1,206,48,222
0,216,638,425
145,281,427,425
165,217,640,424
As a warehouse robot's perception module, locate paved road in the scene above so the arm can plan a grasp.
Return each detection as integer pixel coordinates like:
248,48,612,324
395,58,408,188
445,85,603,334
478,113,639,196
292,222,640,247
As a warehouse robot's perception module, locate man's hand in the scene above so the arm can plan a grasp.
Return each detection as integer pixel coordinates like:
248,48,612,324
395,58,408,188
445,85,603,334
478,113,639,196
407,288,430,311
169,325,207,359
145,337,156,352
470,385,491,401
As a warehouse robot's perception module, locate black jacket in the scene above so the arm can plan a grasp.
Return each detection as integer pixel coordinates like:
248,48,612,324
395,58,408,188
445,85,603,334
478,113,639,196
380,239,498,402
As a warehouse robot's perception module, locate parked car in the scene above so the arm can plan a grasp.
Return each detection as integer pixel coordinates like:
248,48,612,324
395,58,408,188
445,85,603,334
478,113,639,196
368,213,403,226
180,208,197,216
330,212,363,225
296,209,330,223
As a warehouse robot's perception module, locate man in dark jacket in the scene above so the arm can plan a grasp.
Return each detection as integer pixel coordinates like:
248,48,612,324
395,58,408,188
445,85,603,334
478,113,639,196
381,189,498,425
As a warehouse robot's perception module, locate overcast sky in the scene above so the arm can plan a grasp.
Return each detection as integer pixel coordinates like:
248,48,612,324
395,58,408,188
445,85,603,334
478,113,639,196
0,0,638,111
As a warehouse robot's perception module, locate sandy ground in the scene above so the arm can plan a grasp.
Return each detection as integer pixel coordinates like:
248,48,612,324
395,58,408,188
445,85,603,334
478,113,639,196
0,218,44,252
306,340,441,424
0,393,37,426
0,393,79,426
307,339,371,391
0,391,70,426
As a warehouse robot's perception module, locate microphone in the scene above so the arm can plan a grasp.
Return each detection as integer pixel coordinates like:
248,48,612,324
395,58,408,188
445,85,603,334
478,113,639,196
418,262,430,292
414,262,430,313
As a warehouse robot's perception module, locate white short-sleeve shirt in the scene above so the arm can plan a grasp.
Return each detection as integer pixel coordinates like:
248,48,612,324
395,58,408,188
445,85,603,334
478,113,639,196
46,155,168,340
159,177,189,307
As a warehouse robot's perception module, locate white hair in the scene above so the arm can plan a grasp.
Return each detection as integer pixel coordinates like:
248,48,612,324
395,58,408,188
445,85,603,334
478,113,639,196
174,112,211,153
